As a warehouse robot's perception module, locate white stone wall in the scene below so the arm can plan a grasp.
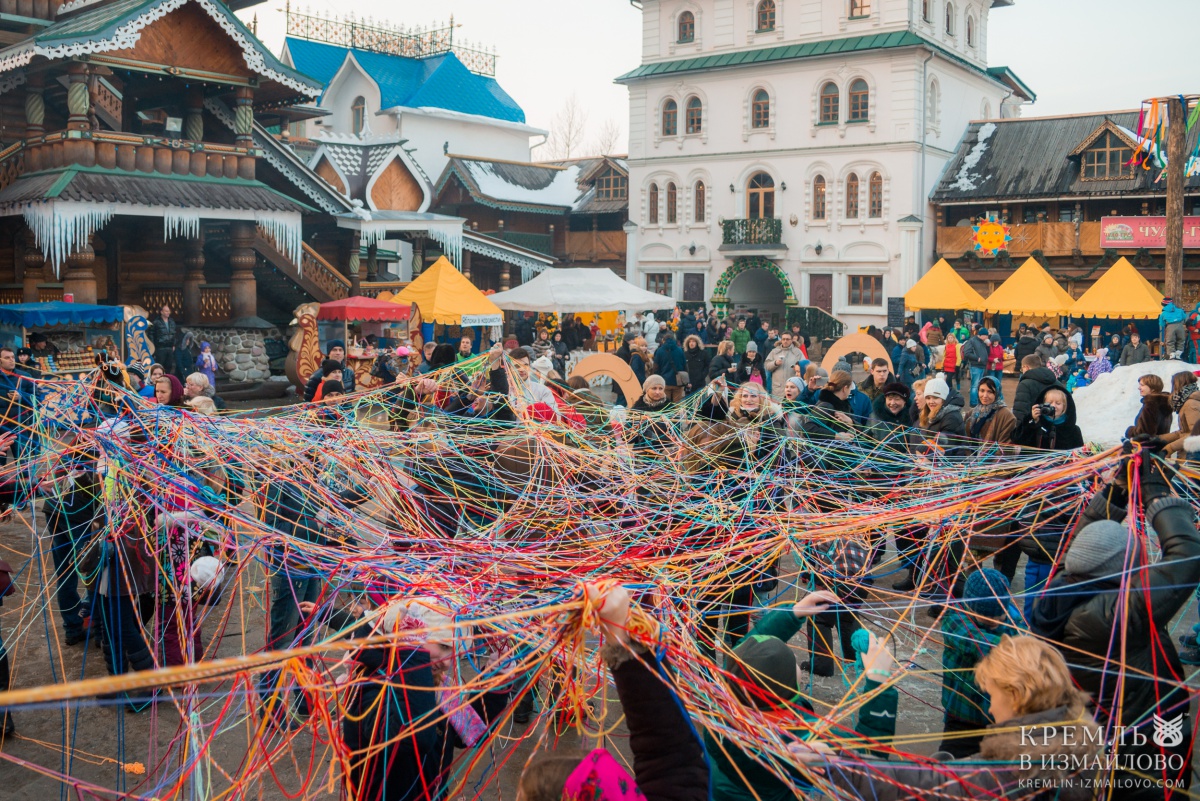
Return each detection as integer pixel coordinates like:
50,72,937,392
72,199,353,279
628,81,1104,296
181,327,278,384
625,0,1016,330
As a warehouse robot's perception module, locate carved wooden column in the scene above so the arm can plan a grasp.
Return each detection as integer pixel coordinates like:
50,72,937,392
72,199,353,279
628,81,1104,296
348,238,362,295
233,86,255,179
228,221,257,320
21,232,43,303
500,262,511,292
461,248,472,280
62,235,98,305
65,63,95,167
182,233,205,325
24,73,43,171
185,88,204,143
409,239,420,279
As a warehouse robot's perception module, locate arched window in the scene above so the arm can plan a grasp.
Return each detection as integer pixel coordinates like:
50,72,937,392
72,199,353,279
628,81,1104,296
352,96,366,135
648,183,659,224
922,0,931,22
678,11,695,43
981,99,992,120
666,182,678,223
849,79,869,122
945,2,955,34
685,96,703,134
845,173,860,218
819,82,839,124
869,172,883,218
662,99,678,136
694,181,706,222
966,15,975,46
756,0,776,31
747,172,775,219
812,175,827,220
927,79,940,128
751,89,770,129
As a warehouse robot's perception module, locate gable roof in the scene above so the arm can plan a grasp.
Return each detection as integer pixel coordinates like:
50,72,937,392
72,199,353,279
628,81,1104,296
436,157,584,215
615,30,1030,98
283,36,525,124
932,111,1200,203
0,0,320,98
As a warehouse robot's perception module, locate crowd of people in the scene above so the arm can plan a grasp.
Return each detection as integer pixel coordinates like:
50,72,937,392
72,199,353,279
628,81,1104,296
0,301,1197,801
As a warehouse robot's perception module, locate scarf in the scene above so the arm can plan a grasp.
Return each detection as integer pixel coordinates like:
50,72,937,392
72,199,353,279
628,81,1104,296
968,400,1000,438
1170,386,1197,414
565,748,645,801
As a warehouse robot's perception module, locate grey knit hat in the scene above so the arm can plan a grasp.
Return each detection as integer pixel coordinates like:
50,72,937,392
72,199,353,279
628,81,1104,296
1064,519,1140,577
745,340,758,352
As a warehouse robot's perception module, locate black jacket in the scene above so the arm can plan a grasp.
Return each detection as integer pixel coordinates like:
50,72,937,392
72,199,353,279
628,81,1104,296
802,388,855,441
1030,483,1200,763
1014,333,1039,364
684,346,711,388
604,642,710,801
1013,383,1084,450
697,391,787,464
1012,366,1058,424
303,363,356,402
961,336,989,367
654,338,687,387
707,353,735,382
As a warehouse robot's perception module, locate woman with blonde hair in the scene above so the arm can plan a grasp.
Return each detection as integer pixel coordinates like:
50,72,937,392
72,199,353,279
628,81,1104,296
791,635,1104,800
706,339,737,384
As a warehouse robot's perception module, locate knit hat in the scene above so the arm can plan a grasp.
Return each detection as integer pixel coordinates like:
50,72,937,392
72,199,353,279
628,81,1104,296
964,568,1010,619
327,339,345,351
745,341,758,352
531,355,555,375
882,382,911,400
924,372,950,400
1064,519,1141,578
729,635,798,708
905,339,918,349
1052,353,1068,367
786,376,805,393
396,346,411,357
200,341,211,350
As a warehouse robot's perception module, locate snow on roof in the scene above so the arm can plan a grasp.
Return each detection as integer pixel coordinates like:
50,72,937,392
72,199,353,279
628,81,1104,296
947,122,996,192
461,160,584,208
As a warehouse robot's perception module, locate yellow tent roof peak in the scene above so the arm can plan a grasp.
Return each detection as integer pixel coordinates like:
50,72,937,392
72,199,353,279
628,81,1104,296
980,257,1074,316
389,256,503,326
904,258,986,312
1069,257,1164,320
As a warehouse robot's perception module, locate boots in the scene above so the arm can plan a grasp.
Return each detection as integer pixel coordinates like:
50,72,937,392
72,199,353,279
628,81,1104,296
0,650,12,741
894,570,917,592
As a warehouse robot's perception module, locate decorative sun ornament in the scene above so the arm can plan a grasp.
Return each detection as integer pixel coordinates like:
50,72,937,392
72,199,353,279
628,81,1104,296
972,219,1011,256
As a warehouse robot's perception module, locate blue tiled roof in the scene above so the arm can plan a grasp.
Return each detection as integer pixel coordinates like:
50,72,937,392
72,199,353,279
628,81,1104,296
284,37,525,124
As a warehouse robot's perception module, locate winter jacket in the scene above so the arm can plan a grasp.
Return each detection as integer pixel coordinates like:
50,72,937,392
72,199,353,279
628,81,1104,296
967,403,1017,445
707,353,736,383
683,338,711,388
1127,393,1172,438
1014,333,1039,364
1119,341,1150,366
631,352,649,384
304,364,355,402
530,338,554,362
1160,300,1187,326
856,373,896,404
802,388,856,441
961,336,989,368
707,608,897,801
868,393,912,454
986,342,1005,371
1012,366,1058,424
630,396,675,451
734,354,767,386
1013,383,1084,451
1030,485,1200,779
1035,342,1059,365
896,350,921,387
925,325,944,347
730,328,751,355
654,338,687,387
921,389,966,437
847,388,873,424
764,344,805,400
1163,389,1200,453
697,391,787,464
942,340,959,373
818,701,1104,801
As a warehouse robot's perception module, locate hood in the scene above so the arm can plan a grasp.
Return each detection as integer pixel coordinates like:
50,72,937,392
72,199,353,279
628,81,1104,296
944,387,966,413
1023,366,1058,386
729,635,798,709
871,392,909,424
644,312,655,323
1034,382,1077,427
683,334,703,350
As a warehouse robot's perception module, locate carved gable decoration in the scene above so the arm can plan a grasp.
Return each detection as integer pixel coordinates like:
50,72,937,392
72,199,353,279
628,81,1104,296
314,156,347,195
369,157,424,211
108,3,253,79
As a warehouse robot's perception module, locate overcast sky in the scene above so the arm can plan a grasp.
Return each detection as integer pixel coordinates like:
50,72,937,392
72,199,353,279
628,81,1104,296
244,0,1196,154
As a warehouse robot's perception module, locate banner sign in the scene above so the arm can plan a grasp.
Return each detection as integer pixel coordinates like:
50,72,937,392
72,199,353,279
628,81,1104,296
460,314,503,327
1100,216,1200,249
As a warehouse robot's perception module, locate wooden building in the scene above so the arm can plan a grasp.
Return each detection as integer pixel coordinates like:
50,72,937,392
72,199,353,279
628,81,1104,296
930,111,1200,305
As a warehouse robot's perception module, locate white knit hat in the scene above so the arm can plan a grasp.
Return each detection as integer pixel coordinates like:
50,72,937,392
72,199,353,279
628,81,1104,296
905,339,918,349
925,372,950,400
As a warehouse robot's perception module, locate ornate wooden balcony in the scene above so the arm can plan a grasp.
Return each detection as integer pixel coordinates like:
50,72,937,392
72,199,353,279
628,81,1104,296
8,131,258,181
937,222,1105,259
719,217,786,254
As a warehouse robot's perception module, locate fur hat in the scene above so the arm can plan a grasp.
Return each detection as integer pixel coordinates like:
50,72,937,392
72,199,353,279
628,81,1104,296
1064,519,1140,578
924,372,950,400
882,382,911,400
964,568,1010,619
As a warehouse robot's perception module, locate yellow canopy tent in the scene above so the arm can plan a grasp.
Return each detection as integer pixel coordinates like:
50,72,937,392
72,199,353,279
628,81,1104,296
981,257,1075,316
904,258,986,311
389,256,503,327
1069,257,1164,319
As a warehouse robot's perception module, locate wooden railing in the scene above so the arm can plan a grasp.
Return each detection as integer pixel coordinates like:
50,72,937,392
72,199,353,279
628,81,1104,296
300,243,350,300
142,285,231,323
563,230,625,262
479,230,553,256
254,229,350,302
17,131,258,180
359,281,409,298
937,222,1105,258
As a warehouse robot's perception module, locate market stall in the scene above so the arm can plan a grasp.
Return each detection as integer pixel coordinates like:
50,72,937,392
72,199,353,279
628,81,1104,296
389,256,503,349
980,256,1075,322
903,258,986,313
0,302,154,378
319,297,411,389
1069,257,1165,354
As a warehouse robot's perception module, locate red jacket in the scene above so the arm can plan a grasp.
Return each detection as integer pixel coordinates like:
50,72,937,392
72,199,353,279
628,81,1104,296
987,342,1005,371
943,340,958,372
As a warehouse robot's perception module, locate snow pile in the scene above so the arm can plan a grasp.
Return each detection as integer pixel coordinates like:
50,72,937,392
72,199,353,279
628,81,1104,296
947,122,996,192
1073,360,1200,447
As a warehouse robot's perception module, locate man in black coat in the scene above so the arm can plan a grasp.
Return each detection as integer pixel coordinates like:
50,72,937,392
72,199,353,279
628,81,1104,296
1011,354,1058,424
1013,325,1039,371
1031,452,1200,799
150,304,178,375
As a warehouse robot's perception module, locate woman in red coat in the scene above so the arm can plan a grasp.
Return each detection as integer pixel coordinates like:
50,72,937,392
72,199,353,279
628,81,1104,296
942,333,960,391
986,334,1006,401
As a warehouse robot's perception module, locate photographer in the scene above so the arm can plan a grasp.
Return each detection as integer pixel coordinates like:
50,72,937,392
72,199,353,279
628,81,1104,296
1013,384,1083,451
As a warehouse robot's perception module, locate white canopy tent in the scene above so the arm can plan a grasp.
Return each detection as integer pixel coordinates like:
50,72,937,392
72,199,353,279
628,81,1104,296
488,268,675,313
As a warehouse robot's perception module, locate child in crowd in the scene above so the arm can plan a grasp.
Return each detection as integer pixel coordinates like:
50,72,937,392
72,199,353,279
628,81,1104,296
939,568,1025,758
195,341,218,388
